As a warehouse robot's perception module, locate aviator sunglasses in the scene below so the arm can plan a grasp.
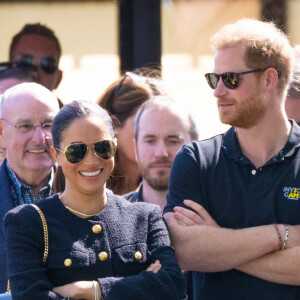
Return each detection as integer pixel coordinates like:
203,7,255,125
55,140,117,164
205,68,268,90
15,54,58,74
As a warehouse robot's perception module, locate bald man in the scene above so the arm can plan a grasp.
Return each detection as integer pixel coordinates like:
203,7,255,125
0,82,59,293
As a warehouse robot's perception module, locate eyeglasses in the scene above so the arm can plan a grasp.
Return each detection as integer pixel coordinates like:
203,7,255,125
204,68,268,90
55,139,117,164
1,119,53,136
15,54,58,74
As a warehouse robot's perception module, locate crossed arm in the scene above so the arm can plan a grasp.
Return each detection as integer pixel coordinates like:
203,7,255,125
164,200,300,285
5,204,182,300
53,261,162,299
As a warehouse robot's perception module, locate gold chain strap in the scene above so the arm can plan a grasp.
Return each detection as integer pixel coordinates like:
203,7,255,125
7,280,11,293
30,204,49,264
7,204,49,293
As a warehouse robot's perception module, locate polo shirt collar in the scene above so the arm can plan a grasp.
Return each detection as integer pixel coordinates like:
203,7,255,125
137,183,144,202
222,120,300,163
131,182,144,203
221,127,242,161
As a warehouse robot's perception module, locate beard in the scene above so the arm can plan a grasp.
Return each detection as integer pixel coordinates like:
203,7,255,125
137,159,171,191
217,91,267,129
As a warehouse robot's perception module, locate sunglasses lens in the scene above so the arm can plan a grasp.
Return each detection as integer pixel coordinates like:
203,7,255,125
16,55,37,72
94,140,116,160
223,72,239,89
65,143,87,164
0,62,13,72
41,57,58,74
205,73,219,89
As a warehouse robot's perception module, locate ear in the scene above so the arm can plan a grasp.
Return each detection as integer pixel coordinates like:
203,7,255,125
113,138,118,147
54,70,63,90
0,120,6,149
0,119,4,137
134,139,138,162
50,146,60,164
264,68,279,90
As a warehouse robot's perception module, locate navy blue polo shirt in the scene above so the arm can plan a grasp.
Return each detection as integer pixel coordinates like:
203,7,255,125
123,183,143,203
164,121,300,300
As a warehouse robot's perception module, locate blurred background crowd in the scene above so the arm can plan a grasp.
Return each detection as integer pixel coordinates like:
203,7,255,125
3,0,293,140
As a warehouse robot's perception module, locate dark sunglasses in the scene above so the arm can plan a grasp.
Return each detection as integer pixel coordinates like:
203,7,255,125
15,54,58,74
204,68,268,90
55,139,117,164
0,61,37,73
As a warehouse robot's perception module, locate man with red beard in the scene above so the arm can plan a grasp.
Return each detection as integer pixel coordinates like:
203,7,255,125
164,19,300,300
123,95,199,210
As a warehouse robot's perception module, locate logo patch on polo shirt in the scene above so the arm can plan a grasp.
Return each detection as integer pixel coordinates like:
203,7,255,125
283,187,300,200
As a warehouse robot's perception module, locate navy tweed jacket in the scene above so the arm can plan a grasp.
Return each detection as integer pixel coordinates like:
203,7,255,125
4,192,184,299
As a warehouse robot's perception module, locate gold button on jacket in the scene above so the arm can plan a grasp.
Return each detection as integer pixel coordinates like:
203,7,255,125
134,251,142,261
92,224,102,234
98,251,108,261
64,258,72,267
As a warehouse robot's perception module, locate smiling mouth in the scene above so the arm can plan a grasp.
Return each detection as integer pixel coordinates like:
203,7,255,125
80,170,101,177
28,149,46,153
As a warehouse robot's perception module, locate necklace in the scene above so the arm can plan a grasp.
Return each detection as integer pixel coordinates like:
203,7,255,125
64,205,97,217
59,193,104,217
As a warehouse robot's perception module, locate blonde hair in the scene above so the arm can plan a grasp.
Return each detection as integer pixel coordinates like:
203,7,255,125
211,18,294,96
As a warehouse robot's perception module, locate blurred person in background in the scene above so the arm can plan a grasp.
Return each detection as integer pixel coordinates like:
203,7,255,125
0,63,33,93
97,69,165,195
124,95,199,209
285,45,300,125
124,95,199,300
9,23,64,107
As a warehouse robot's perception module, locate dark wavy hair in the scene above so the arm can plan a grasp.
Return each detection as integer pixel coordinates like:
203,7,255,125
52,100,114,194
52,100,114,149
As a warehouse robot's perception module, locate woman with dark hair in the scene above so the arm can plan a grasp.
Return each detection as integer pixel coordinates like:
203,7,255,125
97,70,165,195
4,100,184,300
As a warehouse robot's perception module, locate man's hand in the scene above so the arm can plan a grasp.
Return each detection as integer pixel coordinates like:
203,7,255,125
173,200,219,227
146,260,161,273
